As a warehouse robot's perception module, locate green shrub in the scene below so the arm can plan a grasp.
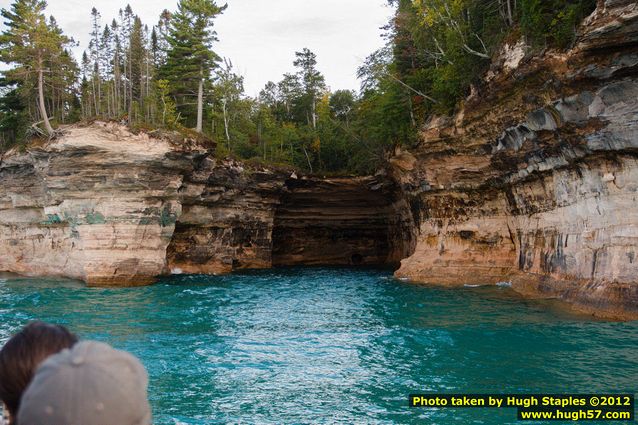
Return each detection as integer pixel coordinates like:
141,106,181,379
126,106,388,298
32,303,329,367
521,0,597,48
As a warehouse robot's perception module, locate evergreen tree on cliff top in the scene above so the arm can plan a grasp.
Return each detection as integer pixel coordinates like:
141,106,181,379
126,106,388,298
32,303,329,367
0,0,77,137
161,0,226,133
293,48,326,130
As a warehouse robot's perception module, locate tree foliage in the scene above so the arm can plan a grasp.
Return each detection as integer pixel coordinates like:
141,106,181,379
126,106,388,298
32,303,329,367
0,0,78,141
0,0,597,174
160,0,225,132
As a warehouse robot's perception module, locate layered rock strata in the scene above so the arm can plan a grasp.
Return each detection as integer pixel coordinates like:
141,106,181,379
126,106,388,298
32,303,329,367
272,176,415,267
166,159,288,275
0,123,414,285
394,0,638,319
0,124,191,286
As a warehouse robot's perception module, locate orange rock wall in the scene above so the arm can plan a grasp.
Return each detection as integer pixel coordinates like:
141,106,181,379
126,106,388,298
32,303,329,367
394,0,638,319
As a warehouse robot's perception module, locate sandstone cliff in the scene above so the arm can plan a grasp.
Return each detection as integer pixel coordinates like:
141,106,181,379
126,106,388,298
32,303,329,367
1,0,636,321
272,176,414,267
0,122,413,285
393,0,638,320
0,124,189,286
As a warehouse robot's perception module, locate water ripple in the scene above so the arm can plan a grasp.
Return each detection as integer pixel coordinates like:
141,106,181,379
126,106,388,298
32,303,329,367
0,268,636,424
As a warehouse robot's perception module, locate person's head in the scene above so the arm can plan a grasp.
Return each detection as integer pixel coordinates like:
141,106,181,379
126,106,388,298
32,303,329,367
17,340,151,425
0,322,77,422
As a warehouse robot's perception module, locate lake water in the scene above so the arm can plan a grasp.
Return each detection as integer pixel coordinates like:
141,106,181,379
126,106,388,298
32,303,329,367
1,268,636,424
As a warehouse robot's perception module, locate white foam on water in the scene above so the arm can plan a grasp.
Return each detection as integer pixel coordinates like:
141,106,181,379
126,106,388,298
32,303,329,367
171,268,184,275
464,284,483,288
496,281,512,287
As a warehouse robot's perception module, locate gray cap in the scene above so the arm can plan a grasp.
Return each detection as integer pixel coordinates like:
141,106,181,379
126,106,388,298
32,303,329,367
17,340,151,425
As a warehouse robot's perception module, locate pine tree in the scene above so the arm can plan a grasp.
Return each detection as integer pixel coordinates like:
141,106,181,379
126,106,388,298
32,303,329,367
277,73,302,121
76,5,168,125
161,0,226,133
0,0,77,136
127,16,144,121
293,48,326,129
111,19,122,115
143,24,153,122
44,16,79,124
154,9,171,68
80,50,91,116
0,76,27,146
89,7,102,115
119,5,134,119
151,27,159,67
100,24,114,116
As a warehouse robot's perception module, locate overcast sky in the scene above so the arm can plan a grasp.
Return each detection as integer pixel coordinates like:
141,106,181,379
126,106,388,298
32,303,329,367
0,0,393,96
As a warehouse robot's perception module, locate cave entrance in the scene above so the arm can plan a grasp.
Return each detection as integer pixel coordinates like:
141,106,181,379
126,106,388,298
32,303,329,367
272,176,415,268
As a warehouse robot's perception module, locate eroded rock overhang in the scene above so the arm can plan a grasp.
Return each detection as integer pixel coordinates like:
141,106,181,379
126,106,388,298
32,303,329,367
272,176,415,268
0,123,416,286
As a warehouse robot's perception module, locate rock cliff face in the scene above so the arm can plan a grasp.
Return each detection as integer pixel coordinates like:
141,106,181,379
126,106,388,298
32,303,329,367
0,123,414,286
166,157,288,275
394,0,638,319
272,176,415,267
0,125,190,286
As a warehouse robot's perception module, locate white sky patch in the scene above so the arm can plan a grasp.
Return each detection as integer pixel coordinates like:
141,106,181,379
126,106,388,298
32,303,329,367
0,0,393,96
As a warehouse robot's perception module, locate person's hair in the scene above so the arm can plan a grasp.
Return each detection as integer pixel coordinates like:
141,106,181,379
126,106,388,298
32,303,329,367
0,322,77,422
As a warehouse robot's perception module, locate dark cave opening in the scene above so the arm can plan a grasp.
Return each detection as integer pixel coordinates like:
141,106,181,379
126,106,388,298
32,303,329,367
271,176,416,269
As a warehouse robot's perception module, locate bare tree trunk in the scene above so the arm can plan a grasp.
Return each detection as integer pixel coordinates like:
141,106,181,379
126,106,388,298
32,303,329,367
312,98,317,130
463,42,490,59
408,96,416,128
122,56,127,116
59,93,65,123
506,0,513,25
96,69,101,115
80,92,86,118
91,76,98,116
302,147,313,173
38,56,54,136
114,50,121,115
127,46,132,122
196,67,204,133
386,72,437,103
222,98,230,145
106,82,111,118
140,71,145,122
161,95,167,125
145,52,150,122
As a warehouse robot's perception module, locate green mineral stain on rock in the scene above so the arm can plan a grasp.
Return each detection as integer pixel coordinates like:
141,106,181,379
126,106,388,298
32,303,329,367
160,205,177,227
139,217,155,225
86,212,106,224
42,214,63,225
63,212,79,226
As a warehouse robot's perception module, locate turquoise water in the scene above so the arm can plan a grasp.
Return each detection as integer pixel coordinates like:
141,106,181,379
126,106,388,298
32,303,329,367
0,268,637,424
